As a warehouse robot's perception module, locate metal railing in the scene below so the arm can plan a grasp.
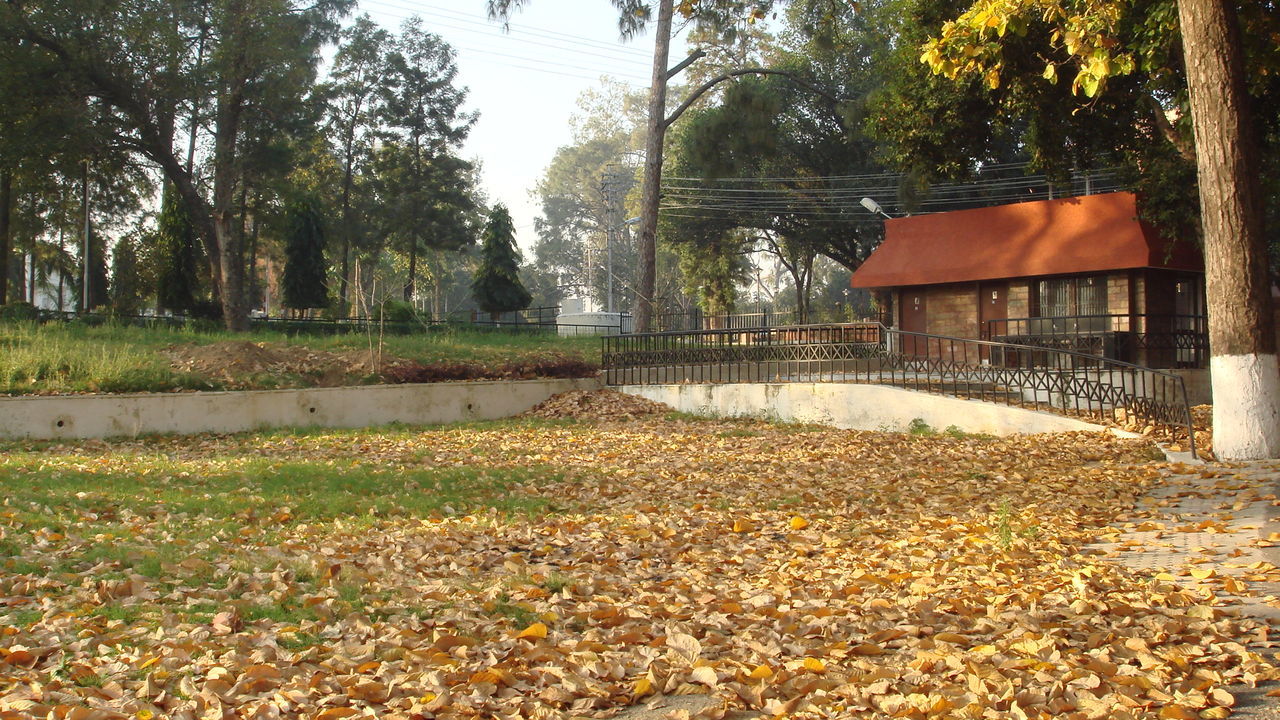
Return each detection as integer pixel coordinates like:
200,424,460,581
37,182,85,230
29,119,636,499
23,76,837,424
984,314,1209,369
602,323,1195,453
651,309,803,332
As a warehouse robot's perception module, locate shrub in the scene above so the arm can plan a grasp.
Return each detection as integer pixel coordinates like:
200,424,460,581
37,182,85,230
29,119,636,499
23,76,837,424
0,302,39,322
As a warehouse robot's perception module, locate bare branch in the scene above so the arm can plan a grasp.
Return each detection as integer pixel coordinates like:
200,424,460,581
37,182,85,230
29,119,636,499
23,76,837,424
664,68,839,128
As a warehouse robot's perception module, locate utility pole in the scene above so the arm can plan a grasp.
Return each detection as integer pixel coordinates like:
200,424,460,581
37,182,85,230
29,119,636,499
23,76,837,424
81,158,91,313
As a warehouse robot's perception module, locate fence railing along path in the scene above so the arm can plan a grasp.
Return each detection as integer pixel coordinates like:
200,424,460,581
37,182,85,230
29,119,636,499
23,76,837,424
602,322,1196,454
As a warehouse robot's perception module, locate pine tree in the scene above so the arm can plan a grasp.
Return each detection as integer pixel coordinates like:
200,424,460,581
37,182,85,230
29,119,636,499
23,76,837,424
108,235,143,316
155,184,199,315
86,226,109,310
471,205,531,321
282,196,329,313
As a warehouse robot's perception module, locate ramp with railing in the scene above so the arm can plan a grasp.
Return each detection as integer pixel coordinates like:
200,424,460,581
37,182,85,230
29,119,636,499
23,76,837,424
602,323,1195,454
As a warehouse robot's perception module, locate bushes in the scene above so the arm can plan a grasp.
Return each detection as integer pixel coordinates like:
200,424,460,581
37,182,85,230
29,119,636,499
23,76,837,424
0,302,39,322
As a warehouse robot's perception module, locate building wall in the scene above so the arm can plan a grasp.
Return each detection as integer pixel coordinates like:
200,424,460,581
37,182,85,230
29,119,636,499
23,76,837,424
1008,281,1032,319
1107,272,1132,316
925,283,979,339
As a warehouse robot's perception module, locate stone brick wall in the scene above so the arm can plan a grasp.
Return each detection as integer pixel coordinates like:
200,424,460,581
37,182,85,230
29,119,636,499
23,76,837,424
1106,272,1132,316
1008,281,1032,319
926,284,979,339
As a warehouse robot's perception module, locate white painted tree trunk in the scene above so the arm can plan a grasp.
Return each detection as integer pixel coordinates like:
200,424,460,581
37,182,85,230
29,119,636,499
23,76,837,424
1178,0,1280,459
1211,355,1280,459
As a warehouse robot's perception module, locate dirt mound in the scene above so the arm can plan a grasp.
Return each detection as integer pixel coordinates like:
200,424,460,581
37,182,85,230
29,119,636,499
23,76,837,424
164,341,409,387
521,389,673,421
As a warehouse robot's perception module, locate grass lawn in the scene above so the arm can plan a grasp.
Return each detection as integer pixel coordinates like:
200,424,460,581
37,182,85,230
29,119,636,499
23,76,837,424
0,320,600,394
0,412,1273,718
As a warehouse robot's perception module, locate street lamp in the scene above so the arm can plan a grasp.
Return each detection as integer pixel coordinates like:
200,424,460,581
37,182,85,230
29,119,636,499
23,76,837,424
859,197,893,219
608,216,641,314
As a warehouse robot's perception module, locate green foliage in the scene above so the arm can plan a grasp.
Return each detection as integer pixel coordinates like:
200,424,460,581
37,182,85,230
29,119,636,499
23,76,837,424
675,236,751,317
154,184,200,315
86,227,109,311
377,300,418,324
109,235,145,316
0,301,38,321
282,196,329,311
907,418,936,436
471,206,532,316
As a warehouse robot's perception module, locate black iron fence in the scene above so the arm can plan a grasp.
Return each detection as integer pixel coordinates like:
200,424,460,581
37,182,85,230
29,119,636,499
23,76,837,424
984,314,1209,369
651,309,803,332
602,323,1195,452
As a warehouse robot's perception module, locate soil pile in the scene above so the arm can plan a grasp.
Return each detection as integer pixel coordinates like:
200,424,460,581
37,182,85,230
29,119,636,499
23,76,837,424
164,341,409,388
522,389,673,421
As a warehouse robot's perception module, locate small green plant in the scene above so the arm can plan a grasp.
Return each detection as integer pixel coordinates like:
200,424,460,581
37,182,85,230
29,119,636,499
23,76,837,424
995,498,1015,549
540,572,573,594
489,594,537,627
278,631,322,651
907,418,936,436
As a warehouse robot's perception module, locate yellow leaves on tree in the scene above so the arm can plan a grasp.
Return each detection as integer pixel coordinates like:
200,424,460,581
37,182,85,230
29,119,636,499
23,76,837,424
920,0,1138,97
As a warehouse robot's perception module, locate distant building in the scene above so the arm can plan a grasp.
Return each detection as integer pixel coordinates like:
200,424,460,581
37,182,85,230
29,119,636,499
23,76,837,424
851,191,1207,370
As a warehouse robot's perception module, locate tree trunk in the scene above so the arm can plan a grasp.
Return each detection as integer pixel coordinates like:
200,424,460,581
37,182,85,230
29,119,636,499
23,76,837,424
210,2,250,332
404,239,417,303
1178,0,1279,458
337,106,361,315
633,0,674,334
0,170,11,305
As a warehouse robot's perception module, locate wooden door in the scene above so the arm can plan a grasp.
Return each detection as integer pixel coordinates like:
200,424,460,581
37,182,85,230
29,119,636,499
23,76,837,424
901,290,927,355
978,282,1008,361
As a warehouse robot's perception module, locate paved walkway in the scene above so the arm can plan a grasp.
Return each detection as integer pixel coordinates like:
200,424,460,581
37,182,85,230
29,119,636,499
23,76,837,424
1090,459,1280,718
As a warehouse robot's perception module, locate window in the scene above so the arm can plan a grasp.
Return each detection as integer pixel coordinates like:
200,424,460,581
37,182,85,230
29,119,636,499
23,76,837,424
1035,274,1109,333
1036,275,1108,317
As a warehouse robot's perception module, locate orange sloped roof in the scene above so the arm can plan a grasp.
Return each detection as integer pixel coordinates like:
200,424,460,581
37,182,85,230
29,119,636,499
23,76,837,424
850,192,1201,288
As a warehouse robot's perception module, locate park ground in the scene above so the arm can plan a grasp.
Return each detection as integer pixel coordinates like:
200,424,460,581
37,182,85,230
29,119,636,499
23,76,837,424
0,391,1277,719
0,322,599,396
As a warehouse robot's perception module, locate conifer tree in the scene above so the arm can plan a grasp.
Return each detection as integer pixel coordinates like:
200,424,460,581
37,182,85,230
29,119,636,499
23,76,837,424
155,184,199,315
471,205,531,321
282,196,329,313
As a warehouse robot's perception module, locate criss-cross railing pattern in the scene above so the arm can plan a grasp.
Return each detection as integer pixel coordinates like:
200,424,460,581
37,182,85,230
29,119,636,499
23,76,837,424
602,323,1195,453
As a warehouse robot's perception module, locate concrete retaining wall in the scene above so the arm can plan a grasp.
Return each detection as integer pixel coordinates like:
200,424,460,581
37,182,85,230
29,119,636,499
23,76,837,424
622,383,1109,436
0,377,602,440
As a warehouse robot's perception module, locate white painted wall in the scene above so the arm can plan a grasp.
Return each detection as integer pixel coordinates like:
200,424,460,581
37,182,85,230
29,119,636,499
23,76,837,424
622,383,1110,436
0,377,602,440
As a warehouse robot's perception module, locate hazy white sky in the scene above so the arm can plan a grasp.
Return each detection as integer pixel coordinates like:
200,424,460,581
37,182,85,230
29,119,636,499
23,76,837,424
357,1,689,252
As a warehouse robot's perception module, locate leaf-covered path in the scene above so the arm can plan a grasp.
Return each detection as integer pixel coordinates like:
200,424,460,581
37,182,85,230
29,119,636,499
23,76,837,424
0,400,1276,719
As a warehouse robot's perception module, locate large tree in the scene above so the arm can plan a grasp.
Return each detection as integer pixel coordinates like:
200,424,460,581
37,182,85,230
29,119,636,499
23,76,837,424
2,0,350,330
324,15,391,313
379,17,477,305
917,0,1279,458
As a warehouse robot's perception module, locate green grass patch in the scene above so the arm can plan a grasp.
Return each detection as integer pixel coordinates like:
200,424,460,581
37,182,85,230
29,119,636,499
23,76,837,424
0,320,598,395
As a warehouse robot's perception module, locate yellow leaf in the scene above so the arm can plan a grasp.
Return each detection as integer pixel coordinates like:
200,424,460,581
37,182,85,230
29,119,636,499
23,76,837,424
135,712,154,720
789,516,810,530
516,622,548,640
1190,567,1215,580
803,657,826,673
1158,705,1199,719
634,676,653,697
749,664,774,680
732,518,754,533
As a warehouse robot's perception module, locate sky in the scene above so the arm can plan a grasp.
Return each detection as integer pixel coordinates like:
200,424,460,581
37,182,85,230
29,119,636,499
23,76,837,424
355,1,689,253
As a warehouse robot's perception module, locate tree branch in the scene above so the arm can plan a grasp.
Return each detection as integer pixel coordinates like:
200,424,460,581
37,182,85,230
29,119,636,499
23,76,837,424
1147,93,1196,163
663,68,840,129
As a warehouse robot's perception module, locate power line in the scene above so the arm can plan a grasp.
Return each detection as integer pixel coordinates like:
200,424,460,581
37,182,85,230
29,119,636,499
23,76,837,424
361,0,653,58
